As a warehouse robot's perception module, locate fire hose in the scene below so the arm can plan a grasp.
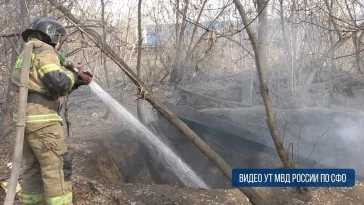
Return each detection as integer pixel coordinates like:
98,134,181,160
4,41,33,205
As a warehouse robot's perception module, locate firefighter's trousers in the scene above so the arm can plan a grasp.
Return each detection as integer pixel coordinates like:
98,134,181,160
15,103,73,205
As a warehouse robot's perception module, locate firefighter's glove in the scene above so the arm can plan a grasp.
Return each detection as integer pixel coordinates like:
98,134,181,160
76,67,93,85
72,68,93,91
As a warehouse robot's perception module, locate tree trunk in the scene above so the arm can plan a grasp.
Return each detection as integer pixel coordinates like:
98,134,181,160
278,0,295,96
101,0,110,89
136,0,146,124
253,0,269,102
175,0,180,44
357,30,364,73
47,1,267,203
344,0,363,74
177,0,189,50
257,0,268,72
185,0,208,57
170,0,189,84
100,0,111,119
122,10,133,85
353,33,364,74
324,0,343,40
233,0,294,168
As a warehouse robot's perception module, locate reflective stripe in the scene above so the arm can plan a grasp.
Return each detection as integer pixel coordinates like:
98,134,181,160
65,72,75,86
15,53,36,69
13,114,62,123
15,55,24,69
46,192,72,205
20,193,45,204
38,63,75,86
38,63,61,78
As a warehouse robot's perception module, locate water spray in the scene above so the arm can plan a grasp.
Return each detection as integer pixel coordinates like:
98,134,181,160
88,81,208,188
57,53,208,188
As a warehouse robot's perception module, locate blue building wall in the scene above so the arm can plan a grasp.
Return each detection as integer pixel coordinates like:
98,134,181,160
142,20,243,47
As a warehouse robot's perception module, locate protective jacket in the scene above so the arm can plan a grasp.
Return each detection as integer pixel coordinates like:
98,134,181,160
12,38,76,123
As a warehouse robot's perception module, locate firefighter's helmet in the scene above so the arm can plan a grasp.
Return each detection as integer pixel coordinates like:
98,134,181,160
22,17,68,46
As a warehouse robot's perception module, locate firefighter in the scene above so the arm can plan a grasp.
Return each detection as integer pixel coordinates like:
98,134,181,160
11,17,93,204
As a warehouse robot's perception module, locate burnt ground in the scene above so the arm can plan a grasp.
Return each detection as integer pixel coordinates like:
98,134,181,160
1,81,364,205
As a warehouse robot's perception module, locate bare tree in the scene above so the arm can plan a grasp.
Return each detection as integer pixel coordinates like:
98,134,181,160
137,0,146,123
101,0,112,119
232,0,294,168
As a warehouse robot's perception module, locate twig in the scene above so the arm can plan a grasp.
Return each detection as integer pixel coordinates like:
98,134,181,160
282,121,288,142
306,126,330,160
6,37,20,56
291,141,294,166
0,138,15,143
311,158,323,168
297,123,302,167
269,90,290,102
0,32,21,38
286,141,295,167
1,130,13,140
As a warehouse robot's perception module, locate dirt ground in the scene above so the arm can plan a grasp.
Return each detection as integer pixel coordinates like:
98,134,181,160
1,84,364,205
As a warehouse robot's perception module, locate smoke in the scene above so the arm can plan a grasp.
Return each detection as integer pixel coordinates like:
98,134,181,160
283,110,364,179
330,114,364,176
196,104,364,179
